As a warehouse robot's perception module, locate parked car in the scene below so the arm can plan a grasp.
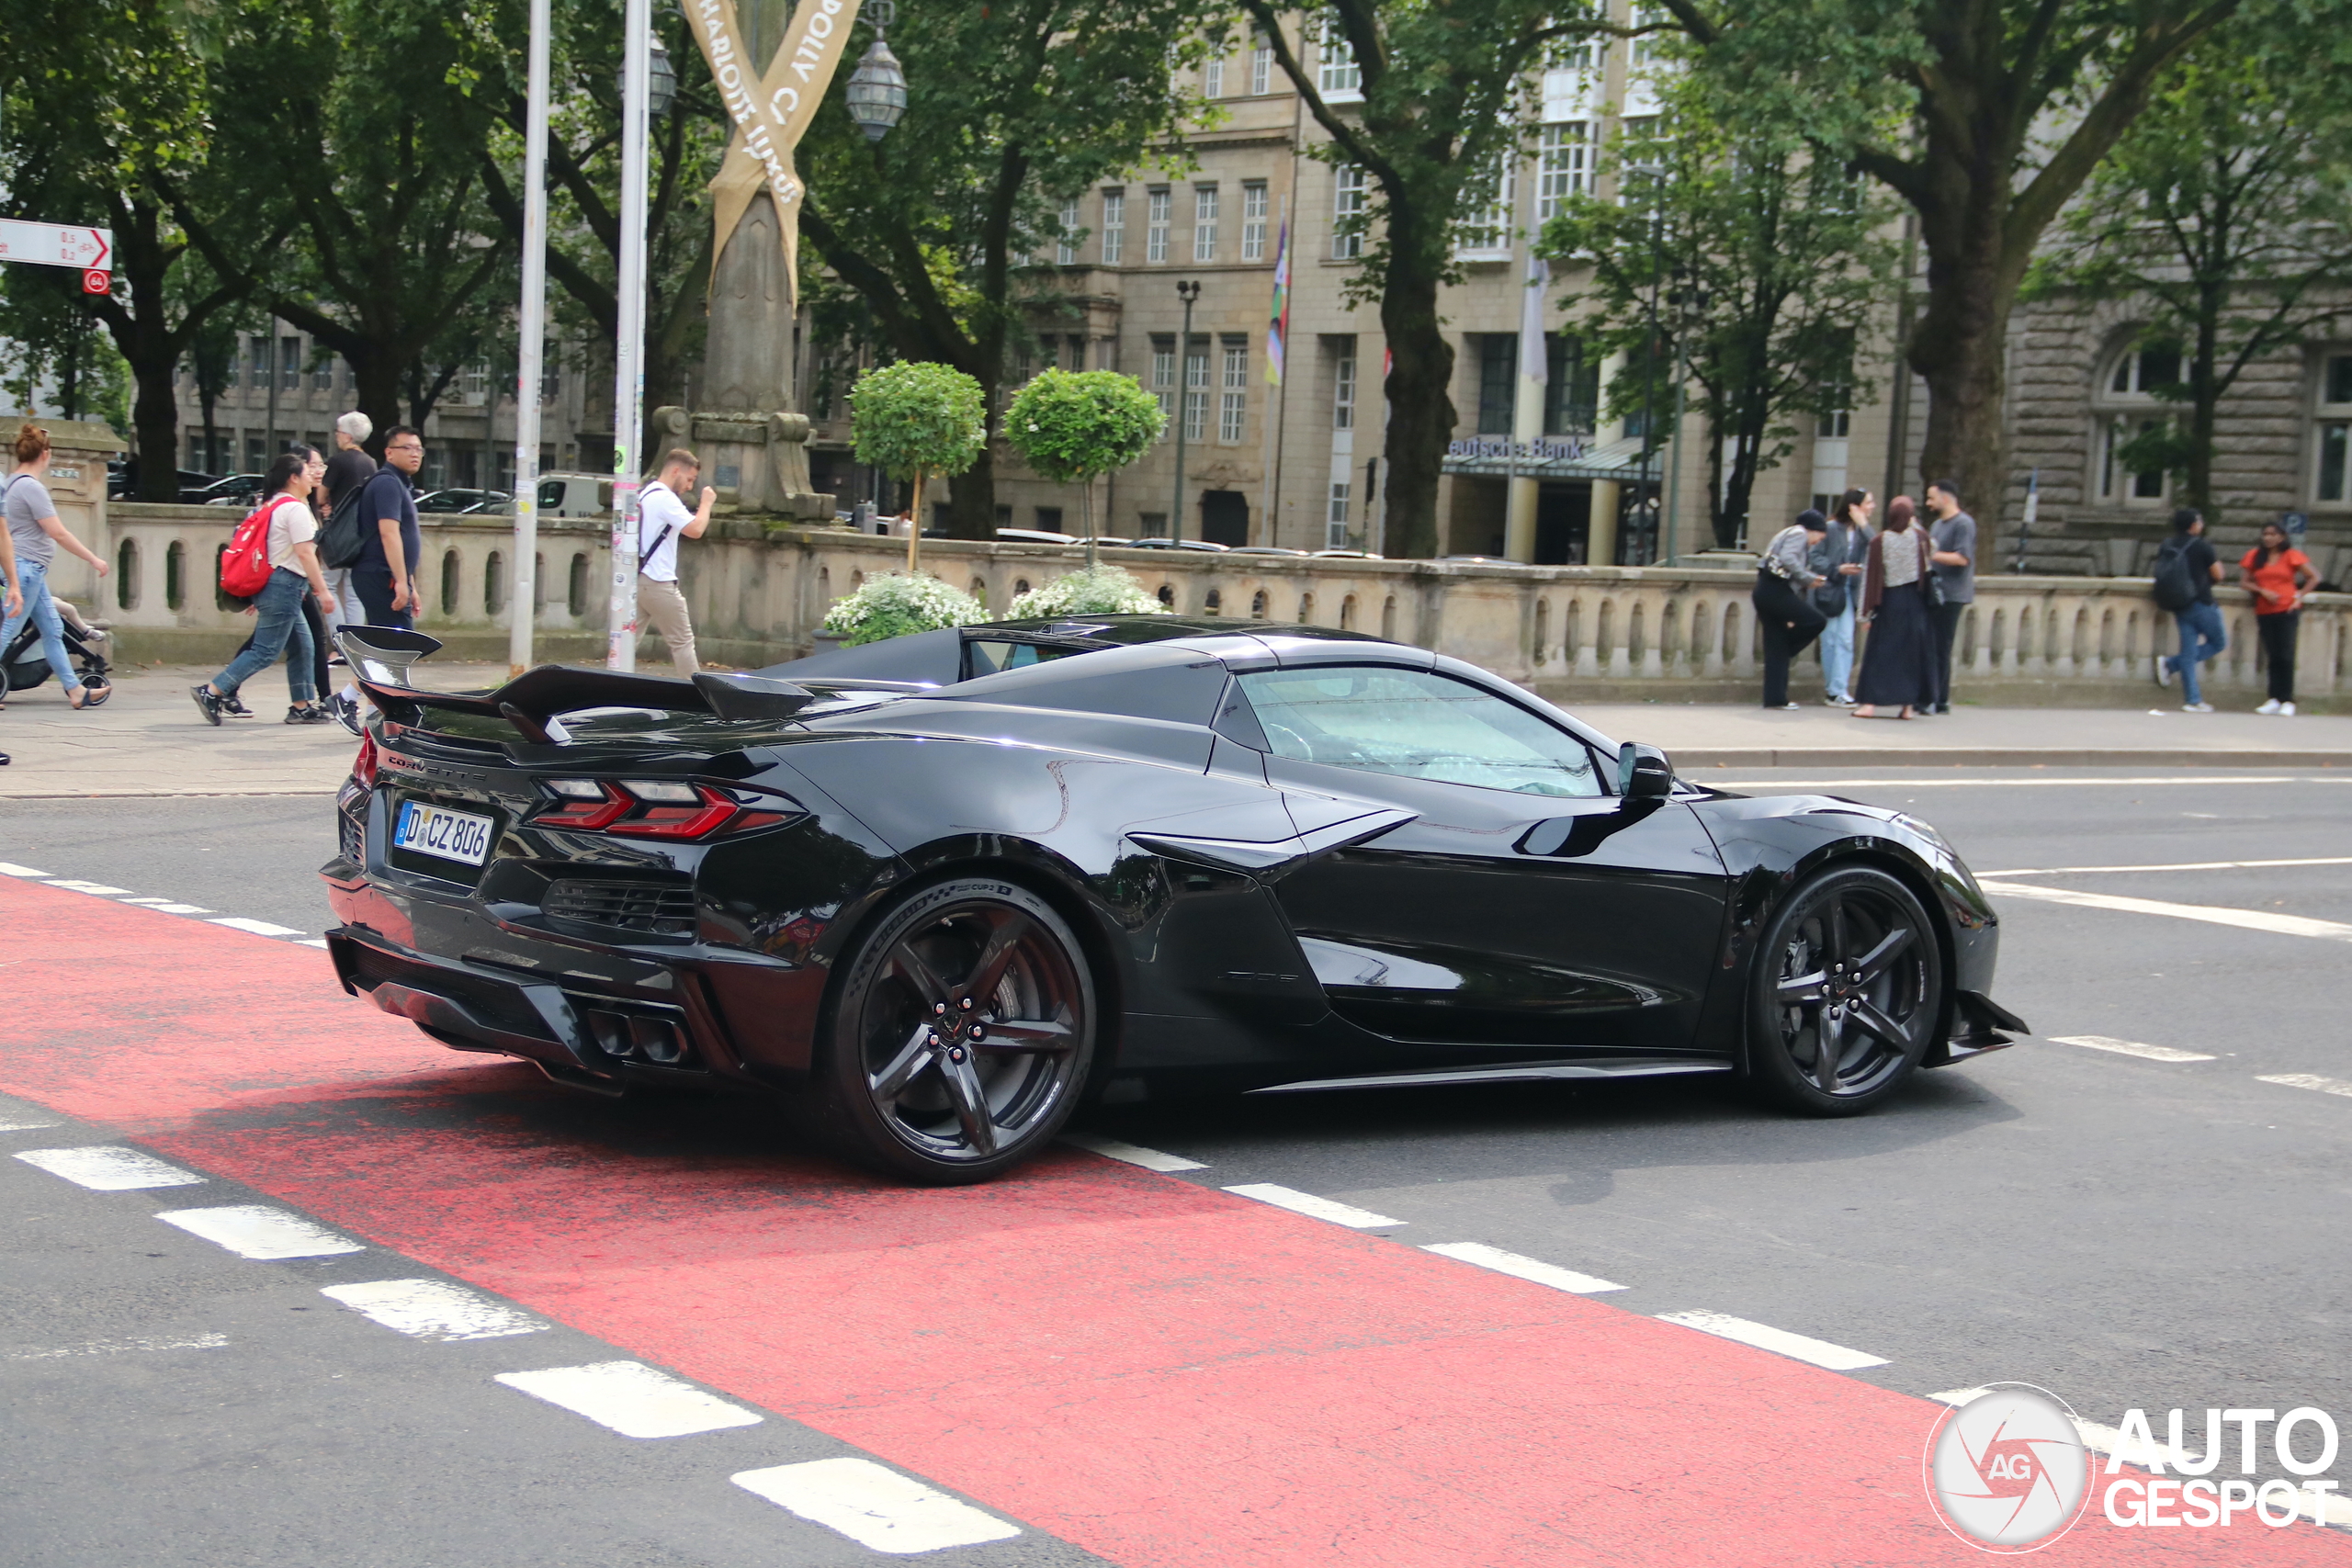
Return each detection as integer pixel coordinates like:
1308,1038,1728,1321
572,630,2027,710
1312,549,1384,559
995,528,1078,546
1115,536,1228,552
537,473,613,517
190,474,267,508
111,463,222,502
324,615,2027,1184
416,488,512,514
1227,546,1310,557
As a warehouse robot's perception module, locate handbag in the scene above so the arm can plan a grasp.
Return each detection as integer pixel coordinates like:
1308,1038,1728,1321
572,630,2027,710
1918,531,1946,607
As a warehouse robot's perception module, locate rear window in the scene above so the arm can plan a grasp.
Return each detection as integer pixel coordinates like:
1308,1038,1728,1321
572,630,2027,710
963,639,1093,679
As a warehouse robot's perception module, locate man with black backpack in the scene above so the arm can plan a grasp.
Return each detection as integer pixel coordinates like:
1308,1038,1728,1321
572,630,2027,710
2153,505,2226,712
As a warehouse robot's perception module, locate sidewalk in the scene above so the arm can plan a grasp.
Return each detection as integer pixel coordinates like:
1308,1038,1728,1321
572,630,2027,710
5,661,2348,799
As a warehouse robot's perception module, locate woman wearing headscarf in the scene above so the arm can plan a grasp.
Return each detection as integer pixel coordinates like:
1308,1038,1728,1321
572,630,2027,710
1851,494,1940,719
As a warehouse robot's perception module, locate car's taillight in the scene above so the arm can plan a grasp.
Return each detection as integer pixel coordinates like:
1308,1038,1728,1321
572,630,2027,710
352,731,379,789
533,779,630,831
529,779,786,840
605,781,740,840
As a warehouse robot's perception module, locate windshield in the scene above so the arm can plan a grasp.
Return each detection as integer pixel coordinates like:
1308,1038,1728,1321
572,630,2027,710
1238,667,1601,797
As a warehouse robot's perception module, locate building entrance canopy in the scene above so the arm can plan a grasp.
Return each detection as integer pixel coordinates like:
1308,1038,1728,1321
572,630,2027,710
1441,434,1660,484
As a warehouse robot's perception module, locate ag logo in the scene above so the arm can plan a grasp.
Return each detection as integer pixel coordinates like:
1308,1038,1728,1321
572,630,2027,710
1924,1383,2093,1551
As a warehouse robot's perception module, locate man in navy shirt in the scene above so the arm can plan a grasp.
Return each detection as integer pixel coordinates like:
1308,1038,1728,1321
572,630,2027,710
352,426,424,628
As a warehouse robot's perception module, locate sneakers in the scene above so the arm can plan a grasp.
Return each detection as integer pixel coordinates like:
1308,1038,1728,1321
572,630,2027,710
330,690,364,736
285,704,334,725
1767,701,1803,711
2182,701,2215,714
1824,694,1855,707
2281,701,2297,717
190,684,223,726
2256,698,2281,716
222,694,257,718
2154,658,2173,690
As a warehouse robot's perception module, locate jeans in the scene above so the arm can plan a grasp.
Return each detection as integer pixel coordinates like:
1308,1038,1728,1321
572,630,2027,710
1819,603,1857,699
0,558,83,694
1753,570,1828,708
351,566,413,629
1933,600,1969,708
2257,611,2299,703
2166,602,2227,705
211,568,314,703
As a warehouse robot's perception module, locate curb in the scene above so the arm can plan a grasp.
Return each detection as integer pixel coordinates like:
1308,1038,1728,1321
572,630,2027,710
1668,748,2352,770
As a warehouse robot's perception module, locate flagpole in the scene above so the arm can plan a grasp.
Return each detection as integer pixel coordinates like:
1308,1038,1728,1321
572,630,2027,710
606,0,651,671
1258,203,1288,545
508,0,551,675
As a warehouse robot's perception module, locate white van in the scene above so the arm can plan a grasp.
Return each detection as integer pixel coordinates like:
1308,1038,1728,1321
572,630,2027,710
537,473,613,517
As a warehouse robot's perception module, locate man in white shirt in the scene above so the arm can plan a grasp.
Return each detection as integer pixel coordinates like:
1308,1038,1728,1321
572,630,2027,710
638,447,716,675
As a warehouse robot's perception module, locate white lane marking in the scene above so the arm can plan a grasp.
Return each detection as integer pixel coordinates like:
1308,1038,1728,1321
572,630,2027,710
321,1279,546,1341
144,903,214,915
1657,1310,1888,1371
0,862,53,876
1707,776,2303,790
1060,1133,1206,1172
155,1205,366,1259
1981,855,2352,877
6,1332,230,1361
733,1458,1022,1554
2052,1034,2217,1064
297,938,331,948
15,1146,207,1190
2258,1073,2352,1100
1222,1183,1404,1228
40,879,133,896
494,1360,763,1439
1977,880,2352,942
0,1120,60,1133
206,917,306,938
1422,1241,1625,1293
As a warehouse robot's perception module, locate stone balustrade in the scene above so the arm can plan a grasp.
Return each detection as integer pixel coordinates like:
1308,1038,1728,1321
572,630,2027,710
84,504,2346,706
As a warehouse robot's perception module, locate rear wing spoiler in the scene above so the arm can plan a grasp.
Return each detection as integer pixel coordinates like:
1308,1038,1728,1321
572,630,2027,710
334,626,919,739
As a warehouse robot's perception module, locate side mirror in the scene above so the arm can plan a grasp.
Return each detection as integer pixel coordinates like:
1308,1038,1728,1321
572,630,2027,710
1617,741,1674,803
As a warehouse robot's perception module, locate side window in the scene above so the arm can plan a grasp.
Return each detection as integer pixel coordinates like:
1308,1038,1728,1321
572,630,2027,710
1236,667,1602,797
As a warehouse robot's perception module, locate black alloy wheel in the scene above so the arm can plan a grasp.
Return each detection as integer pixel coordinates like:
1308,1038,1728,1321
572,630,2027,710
1748,865,1943,1115
813,876,1095,1183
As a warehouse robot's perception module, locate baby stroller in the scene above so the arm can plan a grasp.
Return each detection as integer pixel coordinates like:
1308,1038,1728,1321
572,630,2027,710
1,595,113,704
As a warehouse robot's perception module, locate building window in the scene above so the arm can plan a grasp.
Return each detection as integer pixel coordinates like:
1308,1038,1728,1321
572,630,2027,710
1544,334,1600,434
1455,154,1515,259
1101,188,1125,265
1332,338,1357,430
311,349,333,391
1204,55,1224,98
2099,419,2169,502
1536,123,1590,221
1184,338,1210,443
1150,335,1176,434
1618,117,1666,202
1146,186,1170,263
2110,344,2183,396
1056,197,1080,265
1317,19,1361,99
1193,184,1219,263
1816,403,1850,439
1220,337,1249,443
1137,511,1170,539
2094,339,2180,503
1332,165,1366,259
2315,354,2352,502
1241,181,1269,262
1328,481,1351,549
1476,334,1515,434
1250,32,1272,95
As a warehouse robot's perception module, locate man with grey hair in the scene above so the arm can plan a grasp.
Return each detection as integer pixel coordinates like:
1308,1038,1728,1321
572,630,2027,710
322,412,377,733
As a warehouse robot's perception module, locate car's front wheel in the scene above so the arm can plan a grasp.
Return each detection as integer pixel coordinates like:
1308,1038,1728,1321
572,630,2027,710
1749,864,1943,1115
809,876,1095,1184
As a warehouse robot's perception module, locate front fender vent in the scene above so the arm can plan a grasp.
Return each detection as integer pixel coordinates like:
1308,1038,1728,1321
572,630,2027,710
542,879,697,938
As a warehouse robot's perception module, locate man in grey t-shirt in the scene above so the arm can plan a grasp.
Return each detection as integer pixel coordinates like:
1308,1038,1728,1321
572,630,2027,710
1924,479,1976,715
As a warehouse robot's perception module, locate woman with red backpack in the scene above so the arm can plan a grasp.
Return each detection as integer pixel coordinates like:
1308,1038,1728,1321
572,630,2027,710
190,451,338,725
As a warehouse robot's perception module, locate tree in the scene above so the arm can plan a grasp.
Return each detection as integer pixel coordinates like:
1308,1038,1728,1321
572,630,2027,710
1659,0,2270,525
2025,4,2352,516
1003,368,1166,561
849,361,988,571
1237,1,1636,558
1542,76,1899,547
793,0,1211,538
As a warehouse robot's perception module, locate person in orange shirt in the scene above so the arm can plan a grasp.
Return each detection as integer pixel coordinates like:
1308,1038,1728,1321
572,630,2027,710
2240,520,2318,715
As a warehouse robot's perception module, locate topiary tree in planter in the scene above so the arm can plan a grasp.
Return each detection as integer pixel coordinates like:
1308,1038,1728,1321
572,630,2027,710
849,361,989,572
1005,563,1170,620
1003,368,1165,566
820,571,988,647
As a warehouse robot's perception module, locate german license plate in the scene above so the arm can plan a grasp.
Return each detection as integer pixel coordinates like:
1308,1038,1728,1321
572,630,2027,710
393,800,496,866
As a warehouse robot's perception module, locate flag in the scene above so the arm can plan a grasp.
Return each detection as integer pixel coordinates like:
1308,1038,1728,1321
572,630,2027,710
1518,253,1550,385
1264,218,1291,385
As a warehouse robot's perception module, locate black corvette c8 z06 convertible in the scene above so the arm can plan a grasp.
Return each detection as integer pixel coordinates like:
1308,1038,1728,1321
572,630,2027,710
322,616,2027,1184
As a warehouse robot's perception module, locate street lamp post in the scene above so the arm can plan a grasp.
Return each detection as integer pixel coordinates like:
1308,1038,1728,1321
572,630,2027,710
507,0,552,673
1170,278,1200,542
605,0,653,671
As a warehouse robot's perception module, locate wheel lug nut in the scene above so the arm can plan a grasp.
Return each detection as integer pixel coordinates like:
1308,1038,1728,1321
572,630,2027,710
933,1001,947,1015
958,997,974,1010
968,1026,985,1041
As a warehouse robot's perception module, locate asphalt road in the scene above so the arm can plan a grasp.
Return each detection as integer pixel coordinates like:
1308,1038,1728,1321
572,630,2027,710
5,767,2349,1561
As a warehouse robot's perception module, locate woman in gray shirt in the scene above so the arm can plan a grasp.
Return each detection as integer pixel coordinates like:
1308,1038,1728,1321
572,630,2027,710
2,423,112,709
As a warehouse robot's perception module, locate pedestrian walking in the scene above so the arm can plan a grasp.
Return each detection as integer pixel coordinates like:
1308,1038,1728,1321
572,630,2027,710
2153,506,2225,713
0,516,21,764
2241,520,2317,716
1,423,111,711
351,426,423,629
219,445,336,720
1852,495,1940,719
637,448,716,676
1924,479,1975,714
1812,488,1873,705
320,416,376,621
190,450,337,725
1752,508,1831,710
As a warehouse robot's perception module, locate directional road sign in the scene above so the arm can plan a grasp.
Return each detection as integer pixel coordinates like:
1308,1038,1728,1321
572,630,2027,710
0,219,112,272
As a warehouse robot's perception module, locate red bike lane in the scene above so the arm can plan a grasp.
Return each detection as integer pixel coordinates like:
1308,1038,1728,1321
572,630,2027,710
4,877,2343,1566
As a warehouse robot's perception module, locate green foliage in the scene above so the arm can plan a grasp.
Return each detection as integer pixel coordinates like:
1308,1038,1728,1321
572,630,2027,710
1005,564,1169,620
1004,370,1165,486
849,362,989,484
1540,67,1899,547
820,571,988,646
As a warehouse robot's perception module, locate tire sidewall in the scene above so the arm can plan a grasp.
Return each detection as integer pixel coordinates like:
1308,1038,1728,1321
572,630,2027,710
812,874,1096,1183
1748,864,1942,1115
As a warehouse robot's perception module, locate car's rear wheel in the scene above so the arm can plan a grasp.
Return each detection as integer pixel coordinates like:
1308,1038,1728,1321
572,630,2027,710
1748,865,1942,1115
810,876,1094,1184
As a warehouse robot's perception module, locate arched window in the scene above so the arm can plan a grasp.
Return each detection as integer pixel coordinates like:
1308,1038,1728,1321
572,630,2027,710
567,553,589,616
2094,339,2180,504
165,540,186,610
1297,592,1315,625
1340,592,1356,630
484,550,505,615
441,549,462,615
1250,589,1268,618
1204,588,1223,615
115,539,141,611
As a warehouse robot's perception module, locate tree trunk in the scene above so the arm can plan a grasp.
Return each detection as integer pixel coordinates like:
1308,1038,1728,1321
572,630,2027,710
1379,250,1455,559
943,441,997,540
1907,231,2015,526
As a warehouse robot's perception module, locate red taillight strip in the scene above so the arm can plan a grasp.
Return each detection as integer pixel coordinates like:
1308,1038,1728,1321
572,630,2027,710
530,782,632,831
605,784,739,840
352,731,379,790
